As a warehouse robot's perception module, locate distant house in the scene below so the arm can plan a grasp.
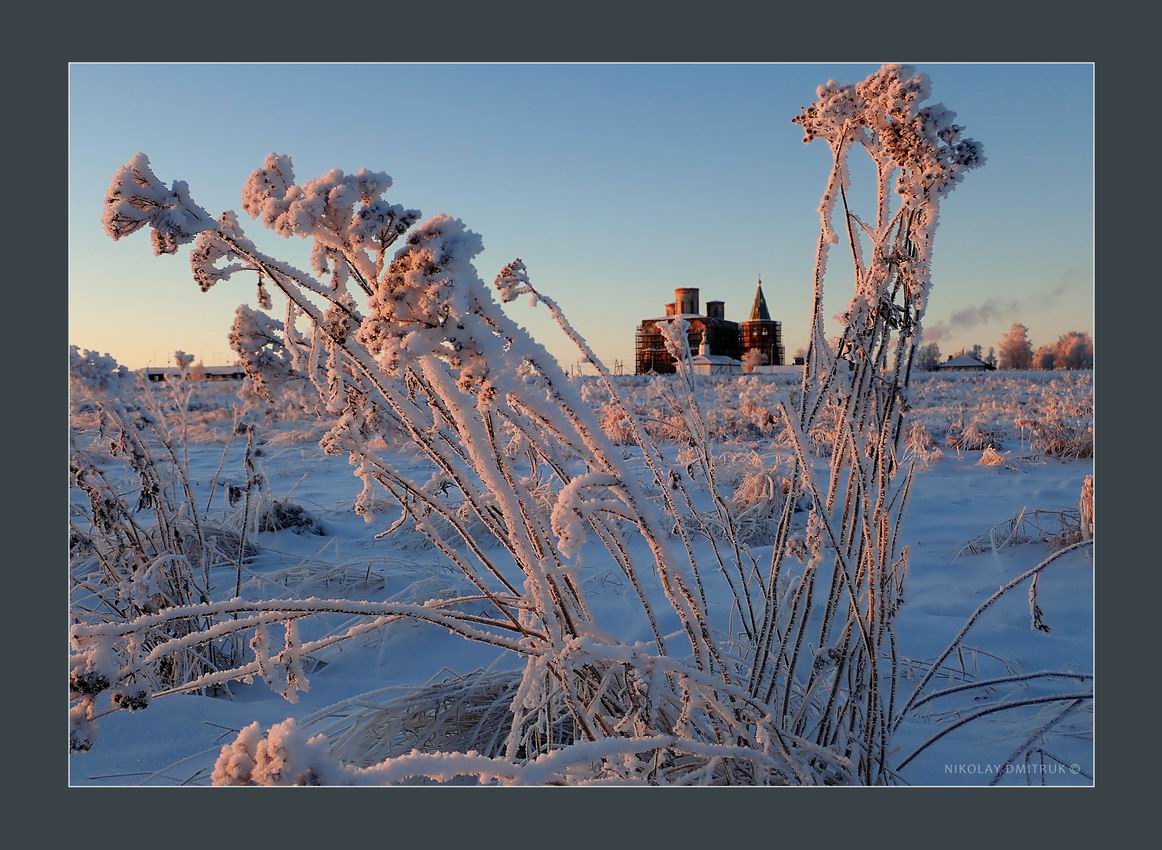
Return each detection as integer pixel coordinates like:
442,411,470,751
143,366,247,382
937,353,995,372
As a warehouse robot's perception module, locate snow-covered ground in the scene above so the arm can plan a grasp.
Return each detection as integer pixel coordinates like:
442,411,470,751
69,371,1093,786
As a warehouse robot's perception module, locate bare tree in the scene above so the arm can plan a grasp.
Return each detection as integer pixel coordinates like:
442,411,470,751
915,341,942,371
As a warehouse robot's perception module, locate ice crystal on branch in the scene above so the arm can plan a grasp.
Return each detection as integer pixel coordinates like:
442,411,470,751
791,64,984,400
229,305,294,400
69,346,128,391
241,153,419,295
357,214,487,378
102,153,215,255
494,258,535,304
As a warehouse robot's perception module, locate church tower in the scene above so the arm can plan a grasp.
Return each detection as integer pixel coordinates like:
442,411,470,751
739,276,785,366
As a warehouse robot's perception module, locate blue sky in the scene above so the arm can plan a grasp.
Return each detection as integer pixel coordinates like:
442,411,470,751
70,63,1093,369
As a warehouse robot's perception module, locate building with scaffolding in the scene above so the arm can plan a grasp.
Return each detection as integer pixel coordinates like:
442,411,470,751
634,280,784,374
739,280,785,370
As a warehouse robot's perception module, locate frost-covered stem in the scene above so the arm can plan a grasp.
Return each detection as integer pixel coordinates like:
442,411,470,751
234,427,255,600
75,597,540,649
499,291,717,663
204,408,242,518
663,375,760,636
492,404,667,650
987,698,1088,787
779,404,875,659
748,470,798,698
369,474,526,633
139,378,207,565
909,671,1094,712
776,546,821,715
361,457,520,597
893,539,1094,730
481,411,590,637
895,693,1093,773
875,162,890,231
798,137,846,421
838,161,866,292
421,364,570,643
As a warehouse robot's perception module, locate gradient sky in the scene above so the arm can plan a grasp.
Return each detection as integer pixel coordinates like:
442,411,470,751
69,63,1093,370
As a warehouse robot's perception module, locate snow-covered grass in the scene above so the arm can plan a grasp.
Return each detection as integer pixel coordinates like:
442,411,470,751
582,370,1092,457
70,369,1093,786
73,64,1091,786
101,369,1092,457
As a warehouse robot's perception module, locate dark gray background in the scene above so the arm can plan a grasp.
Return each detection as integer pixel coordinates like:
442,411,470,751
15,0,1149,841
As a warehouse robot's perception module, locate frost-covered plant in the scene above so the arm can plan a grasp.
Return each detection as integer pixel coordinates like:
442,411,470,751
723,452,799,547
68,353,259,750
957,507,1086,558
1016,393,1093,459
946,421,1003,452
79,66,1089,785
596,399,638,446
977,446,1009,467
903,419,943,468
70,346,129,393
737,381,780,436
94,153,763,778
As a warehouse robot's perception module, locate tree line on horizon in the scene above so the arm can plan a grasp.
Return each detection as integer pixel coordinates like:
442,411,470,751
915,324,1093,371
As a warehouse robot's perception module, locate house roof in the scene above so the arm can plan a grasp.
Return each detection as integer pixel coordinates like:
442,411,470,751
938,353,994,370
691,354,742,365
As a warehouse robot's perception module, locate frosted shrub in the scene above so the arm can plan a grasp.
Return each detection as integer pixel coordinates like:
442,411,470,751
68,352,263,749
583,375,799,447
736,380,783,437
596,399,637,446
1017,393,1093,459
945,421,1003,452
727,453,797,547
257,500,325,535
903,419,943,468
77,66,1088,785
977,446,1009,467
70,346,129,392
